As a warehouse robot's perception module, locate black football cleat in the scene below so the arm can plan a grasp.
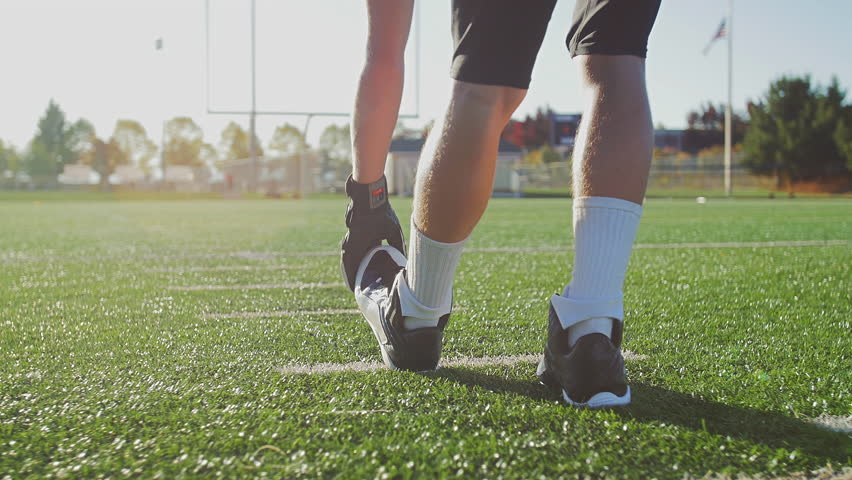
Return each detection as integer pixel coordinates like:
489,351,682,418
354,246,449,371
537,295,631,408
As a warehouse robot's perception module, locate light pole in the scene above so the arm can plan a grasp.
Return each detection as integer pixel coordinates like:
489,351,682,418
249,0,258,192
724,0,734,197
155,37,167,188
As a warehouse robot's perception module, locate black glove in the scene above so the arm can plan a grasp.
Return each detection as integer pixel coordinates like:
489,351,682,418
340,174,406,291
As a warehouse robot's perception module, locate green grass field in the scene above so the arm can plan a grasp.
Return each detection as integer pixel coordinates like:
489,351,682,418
1,196,850,479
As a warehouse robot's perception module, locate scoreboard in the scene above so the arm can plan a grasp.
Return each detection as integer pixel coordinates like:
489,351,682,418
551,113,582,147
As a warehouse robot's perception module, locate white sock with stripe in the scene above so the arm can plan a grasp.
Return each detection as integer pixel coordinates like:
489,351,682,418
563,196,643,346
403,224,466,330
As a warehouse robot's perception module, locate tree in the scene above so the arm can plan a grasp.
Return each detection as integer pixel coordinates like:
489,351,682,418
523,145,562,165
26,140,58,187
318,124,351,167
317,124,351,180
683,101,749,154
200,143,218,167
742,75,850,187
33,100,72,172
88,137,125,188
28,101,98,186
835,106,852,170
67,119,96,164
268,124,307,158
0,139,10,173
502,106,553,150
112,120,157,174
163,117,207,167
219,122,263,162
0,141,22,187
65,121,130,187
541,145,562,164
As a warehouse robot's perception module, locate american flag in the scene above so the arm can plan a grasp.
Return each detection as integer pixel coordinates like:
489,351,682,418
702,19,727,55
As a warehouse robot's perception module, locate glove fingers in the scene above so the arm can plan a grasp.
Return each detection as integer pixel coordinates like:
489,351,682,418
341,231,382,291
385,222,406,257
340,231,357,291
340,203,407,291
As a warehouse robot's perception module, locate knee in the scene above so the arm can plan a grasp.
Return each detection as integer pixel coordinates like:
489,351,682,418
451,81,526,124
576,54,645,89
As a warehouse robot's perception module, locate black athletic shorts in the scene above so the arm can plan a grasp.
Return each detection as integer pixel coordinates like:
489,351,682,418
450,0,662,89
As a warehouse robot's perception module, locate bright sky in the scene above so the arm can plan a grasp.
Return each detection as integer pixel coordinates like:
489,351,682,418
1,0,851,152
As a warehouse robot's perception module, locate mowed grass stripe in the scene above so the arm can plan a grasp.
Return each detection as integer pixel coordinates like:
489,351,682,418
633,239,849,249
274,352,648,375
204,308,361,319
470,239,849,253
146,264,296,273
169,282,344,291
3,239,848,264
807,414,852,434
204,306,466,319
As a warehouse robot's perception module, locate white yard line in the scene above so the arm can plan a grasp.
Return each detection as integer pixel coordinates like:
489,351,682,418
204,309,361,319
169,282,344,291
165,239,846,292
3,239,848,264
468,246,566,253
697,466,852,480
632,239,849,250
204,306,466,319
178,239,848,258
807,414,852,434
468,239,849,253
274,351,647,375
147,265,295,273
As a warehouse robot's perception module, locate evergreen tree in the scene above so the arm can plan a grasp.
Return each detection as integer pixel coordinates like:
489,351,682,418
743,75,850,187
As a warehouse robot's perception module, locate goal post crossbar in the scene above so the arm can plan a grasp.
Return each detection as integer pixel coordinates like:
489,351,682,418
206,110,419,119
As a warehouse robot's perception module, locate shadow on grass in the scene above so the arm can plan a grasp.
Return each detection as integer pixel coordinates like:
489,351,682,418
423,367,850,463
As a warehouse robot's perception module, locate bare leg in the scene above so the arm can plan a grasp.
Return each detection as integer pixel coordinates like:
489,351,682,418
339,0,413,292
351,0,414,184
572,55,653,203
561,54,653,345
399,81,525,321
413,81,526,242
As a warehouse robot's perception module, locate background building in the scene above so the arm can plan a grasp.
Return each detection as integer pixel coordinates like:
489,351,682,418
385,138,524,197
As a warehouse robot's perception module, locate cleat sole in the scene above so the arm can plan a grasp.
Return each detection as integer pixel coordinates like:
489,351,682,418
562,386,631,409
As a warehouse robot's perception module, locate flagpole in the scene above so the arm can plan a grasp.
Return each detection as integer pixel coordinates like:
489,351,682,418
724,0,733,196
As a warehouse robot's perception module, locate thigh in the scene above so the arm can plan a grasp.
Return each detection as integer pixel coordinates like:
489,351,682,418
450,0,557,89
567,0,662,58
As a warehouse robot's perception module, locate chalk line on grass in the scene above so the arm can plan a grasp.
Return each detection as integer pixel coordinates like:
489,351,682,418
3,239,848,264
205,306,466,320
169,282,344,291
807,414,852,434
468,239,848,253
322,410,394,415
204,309,361,319
147,265,296,273
697,466,852,480
274,351,647,375
632,239,849,250
169,239,849,260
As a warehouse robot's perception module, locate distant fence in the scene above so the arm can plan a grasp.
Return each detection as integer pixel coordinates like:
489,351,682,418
517,154,778,197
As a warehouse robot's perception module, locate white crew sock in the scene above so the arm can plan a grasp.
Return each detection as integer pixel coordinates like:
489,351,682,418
403,223,466,329
563,196,643,346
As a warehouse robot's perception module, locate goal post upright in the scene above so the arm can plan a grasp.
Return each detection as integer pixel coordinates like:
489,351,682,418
204,0,421,196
